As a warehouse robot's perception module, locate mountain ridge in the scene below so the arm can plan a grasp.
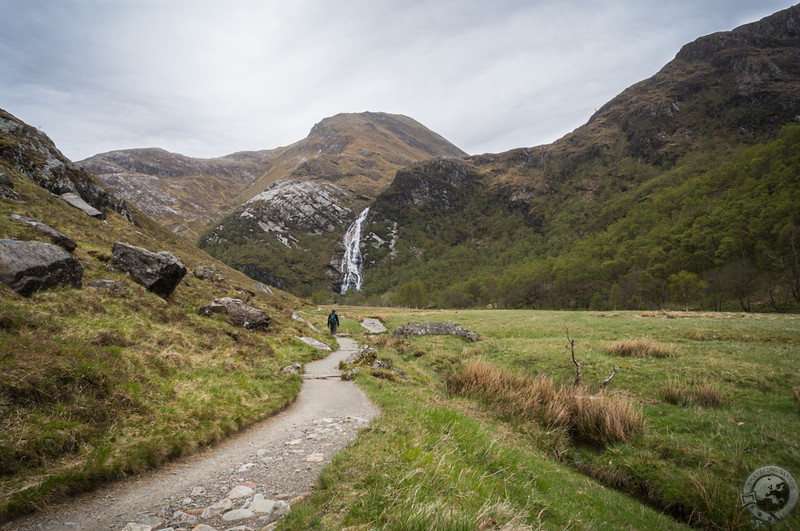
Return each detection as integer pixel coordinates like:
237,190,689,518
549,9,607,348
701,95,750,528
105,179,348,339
79,112,465,242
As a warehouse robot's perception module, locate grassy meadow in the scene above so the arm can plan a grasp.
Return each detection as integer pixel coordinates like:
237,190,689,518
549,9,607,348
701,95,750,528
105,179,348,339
282,308,800,530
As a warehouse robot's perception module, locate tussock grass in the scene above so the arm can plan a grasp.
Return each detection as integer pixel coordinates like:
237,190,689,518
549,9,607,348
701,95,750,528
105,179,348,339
448,360,643,445
662,378,725,408
605,338,676,358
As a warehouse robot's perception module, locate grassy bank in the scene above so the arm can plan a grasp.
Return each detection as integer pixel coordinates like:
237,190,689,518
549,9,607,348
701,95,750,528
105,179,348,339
282,308,800,530
0,176,334,520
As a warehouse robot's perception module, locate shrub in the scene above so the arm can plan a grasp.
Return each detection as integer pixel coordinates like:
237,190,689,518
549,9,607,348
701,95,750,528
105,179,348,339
605,338,675,358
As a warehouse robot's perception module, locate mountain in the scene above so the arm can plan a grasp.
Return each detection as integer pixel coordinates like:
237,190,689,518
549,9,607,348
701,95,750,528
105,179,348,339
358,4,800,311
78,147,275,240
78,112,465,244
196,112,466,296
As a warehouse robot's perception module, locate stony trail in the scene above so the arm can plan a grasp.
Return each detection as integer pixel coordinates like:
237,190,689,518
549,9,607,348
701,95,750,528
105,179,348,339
6,337,379,531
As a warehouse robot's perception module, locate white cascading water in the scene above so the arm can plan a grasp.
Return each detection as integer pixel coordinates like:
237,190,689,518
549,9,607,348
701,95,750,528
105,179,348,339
339,208,370,294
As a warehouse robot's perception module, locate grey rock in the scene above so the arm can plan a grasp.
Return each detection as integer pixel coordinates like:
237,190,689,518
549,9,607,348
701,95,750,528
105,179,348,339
201,498,234,519
392,321,479,342
260,501,290,525
0,239,83,296
120,524,151,531
360,318,387,334
111,241,187,298
253,283,274,296
9,214,77,251
0,171,20,199
281,363,303,374
193,265,225,283
250,494,275,515
60,192,103,218
295,336,331,351
221,508,255,521
200,298,271,332
226,485,254,500
86,279,128,294
344,345,378,366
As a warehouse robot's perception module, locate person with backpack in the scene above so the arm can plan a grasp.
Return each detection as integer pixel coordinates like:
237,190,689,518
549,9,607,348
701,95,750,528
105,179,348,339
327,309,340,335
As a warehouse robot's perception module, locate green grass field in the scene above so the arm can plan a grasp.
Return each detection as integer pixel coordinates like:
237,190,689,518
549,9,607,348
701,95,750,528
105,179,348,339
282,308,800,530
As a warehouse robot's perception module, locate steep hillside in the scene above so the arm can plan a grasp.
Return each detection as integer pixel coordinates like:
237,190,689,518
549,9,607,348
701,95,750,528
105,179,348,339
360,5,800,312
78,147,275,240
198,112,466,296
0,109,331,520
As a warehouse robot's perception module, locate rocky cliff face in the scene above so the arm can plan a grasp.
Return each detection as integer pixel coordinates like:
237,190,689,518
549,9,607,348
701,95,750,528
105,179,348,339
0,109,133,222
79,148,274,240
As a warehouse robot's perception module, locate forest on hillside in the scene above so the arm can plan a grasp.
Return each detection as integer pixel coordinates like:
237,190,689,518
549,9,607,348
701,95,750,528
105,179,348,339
358,126,800,312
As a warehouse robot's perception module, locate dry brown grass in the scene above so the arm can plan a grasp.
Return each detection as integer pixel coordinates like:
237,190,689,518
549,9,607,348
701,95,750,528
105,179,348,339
794,386,800,406
663,378,725,408
605,338,676,358
448,360,643,445
663,378,690,406
694,381,724,408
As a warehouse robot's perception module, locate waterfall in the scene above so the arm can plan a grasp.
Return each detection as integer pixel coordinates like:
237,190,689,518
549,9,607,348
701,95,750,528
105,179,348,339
339,208,369,294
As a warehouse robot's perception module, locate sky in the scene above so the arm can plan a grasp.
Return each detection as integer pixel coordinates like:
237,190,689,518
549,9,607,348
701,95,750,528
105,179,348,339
1,1,797,161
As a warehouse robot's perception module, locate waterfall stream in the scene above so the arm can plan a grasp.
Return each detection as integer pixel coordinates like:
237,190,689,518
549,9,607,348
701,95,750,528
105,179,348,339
339,208,369,294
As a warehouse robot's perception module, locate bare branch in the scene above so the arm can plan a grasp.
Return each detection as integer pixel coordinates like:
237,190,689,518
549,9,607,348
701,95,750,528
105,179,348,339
567,328,581,386
599,365,619,393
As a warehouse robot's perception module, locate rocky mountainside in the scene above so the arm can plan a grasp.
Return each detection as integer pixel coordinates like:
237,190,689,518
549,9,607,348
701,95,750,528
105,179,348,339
0,109,135,222
79,112,465,244
197,112,466,296
359,4,800,311
78,147,275,240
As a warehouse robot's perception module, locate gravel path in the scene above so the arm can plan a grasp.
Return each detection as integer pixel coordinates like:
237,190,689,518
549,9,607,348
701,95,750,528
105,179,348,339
6,337,379,531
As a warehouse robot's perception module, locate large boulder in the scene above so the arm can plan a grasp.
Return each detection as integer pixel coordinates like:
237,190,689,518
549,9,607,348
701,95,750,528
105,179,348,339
111,241,186,298
9,214,77,252
0,239,83,296
200,297,271,332
392,322,479,342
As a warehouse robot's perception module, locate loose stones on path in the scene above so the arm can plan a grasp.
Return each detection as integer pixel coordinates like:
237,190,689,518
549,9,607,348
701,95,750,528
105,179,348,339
120,416,370,531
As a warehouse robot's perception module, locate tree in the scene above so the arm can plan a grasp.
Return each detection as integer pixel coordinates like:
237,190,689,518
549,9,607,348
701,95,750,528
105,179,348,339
668,270,707,311
394,280,428,308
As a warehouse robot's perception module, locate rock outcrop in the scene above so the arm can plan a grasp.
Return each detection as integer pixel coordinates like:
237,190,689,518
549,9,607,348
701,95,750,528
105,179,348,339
392,322,479,342
0,108,134,222
0,239,83,296
9,215,77,251
111,242,187,298
200,297,271,332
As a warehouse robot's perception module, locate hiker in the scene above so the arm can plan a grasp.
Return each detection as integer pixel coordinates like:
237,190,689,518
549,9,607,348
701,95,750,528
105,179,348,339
327,309,340,335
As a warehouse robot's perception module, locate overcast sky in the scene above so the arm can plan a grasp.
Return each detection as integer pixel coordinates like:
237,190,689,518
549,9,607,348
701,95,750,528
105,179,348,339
0,1,796,161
